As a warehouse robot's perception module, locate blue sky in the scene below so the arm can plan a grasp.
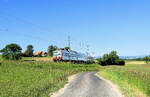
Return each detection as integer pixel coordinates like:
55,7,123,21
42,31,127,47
0,0,150,56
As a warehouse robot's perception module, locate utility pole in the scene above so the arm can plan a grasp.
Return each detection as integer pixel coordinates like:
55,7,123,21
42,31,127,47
68,36,71,63
92,52,95,57
86,43,89,57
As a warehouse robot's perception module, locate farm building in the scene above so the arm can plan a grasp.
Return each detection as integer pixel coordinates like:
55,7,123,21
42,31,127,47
33,51,48,57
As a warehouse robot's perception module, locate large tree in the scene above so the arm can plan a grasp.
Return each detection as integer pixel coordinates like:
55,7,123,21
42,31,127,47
99,51,125,66
48,45,57,56
24,45,34,57
144,56,150,64
102,54,109,62
0,43,22,60
108,51,119,64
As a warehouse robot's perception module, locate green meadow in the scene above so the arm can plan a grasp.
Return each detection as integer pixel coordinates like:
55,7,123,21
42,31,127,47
0,55,2,61
98,60,150,97
1,57,150,97
0,61,100,97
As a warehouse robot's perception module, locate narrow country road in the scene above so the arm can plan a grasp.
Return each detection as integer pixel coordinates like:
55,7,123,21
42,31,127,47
51,72,123,97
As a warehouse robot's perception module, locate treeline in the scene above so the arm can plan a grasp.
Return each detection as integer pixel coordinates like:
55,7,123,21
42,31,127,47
0,43,69,60
135,56,150,64
0,43,127,66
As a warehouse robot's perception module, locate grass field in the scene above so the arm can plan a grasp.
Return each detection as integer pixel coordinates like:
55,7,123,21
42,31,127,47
98,60,150,97
0,61,100,97
0,55,2,61
1,56,149,97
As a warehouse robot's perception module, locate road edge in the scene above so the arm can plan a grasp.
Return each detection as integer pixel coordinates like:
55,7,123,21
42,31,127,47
95,73,125,97
50,74,77,97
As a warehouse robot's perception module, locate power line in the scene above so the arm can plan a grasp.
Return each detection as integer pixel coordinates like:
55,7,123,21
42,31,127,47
0,10,58,43
0,11,51,34
68,35,71,62
0,11,53,43
0,28,8,32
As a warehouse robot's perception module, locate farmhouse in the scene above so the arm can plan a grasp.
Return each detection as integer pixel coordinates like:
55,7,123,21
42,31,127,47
33,51,47,57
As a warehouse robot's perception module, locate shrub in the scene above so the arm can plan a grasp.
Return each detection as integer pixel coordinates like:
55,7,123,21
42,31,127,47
100,60,107,66
115,60,125,66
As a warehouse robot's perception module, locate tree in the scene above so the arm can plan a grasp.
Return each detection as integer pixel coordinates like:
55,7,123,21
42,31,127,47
144,56,149,64
0,43,22,60
98,51,125,66
48,45,57,56
24,45,34,57
64,47,70,51
60,47,70,51
100,54,109,66
108,51,119,65
102,54,109,62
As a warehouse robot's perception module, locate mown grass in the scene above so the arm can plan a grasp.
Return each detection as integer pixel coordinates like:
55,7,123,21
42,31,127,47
0,61,100,97
98,60,150,97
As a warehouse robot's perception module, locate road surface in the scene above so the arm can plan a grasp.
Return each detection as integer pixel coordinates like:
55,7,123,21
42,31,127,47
51,72,123,97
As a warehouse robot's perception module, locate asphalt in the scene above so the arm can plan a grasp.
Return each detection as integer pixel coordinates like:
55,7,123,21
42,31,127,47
51,72,123,97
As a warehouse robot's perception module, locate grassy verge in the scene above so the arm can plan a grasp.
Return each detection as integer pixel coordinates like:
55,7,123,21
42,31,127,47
98,61,150,97
0,61,100,97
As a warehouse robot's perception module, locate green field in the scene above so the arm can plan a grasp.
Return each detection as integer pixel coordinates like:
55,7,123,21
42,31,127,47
0,55,2,61
0,61,100,97
1,58,150,97
98,60,150,97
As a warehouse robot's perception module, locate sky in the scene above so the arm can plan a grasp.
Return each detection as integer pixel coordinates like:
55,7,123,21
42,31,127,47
0,0,150,56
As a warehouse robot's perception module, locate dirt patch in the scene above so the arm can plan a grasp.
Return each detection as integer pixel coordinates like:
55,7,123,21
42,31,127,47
23,57,53,62
33,57,53,61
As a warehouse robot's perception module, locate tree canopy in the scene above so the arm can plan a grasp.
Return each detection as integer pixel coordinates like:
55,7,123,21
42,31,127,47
48,45,57,56
98,51,125,66
64,47,70,51
24,45,34,57
144,56,150,64
0,43,22,60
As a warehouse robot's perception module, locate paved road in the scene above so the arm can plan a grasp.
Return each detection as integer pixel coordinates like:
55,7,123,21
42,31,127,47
52,72,122,97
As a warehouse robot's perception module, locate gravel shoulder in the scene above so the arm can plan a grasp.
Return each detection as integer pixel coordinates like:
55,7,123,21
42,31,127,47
50,72,124,97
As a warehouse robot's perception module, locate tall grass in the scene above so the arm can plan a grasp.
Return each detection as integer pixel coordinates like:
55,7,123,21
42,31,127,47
0,55,2,61
0,61,100,97
98,61,150,97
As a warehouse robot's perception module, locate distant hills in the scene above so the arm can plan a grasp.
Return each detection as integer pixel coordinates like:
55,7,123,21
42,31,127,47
96,55,147,59
119,55,146,59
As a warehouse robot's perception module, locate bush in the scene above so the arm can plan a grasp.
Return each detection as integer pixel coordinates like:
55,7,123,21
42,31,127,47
100,60,107,66
99,59,125,66
115,60,125,66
